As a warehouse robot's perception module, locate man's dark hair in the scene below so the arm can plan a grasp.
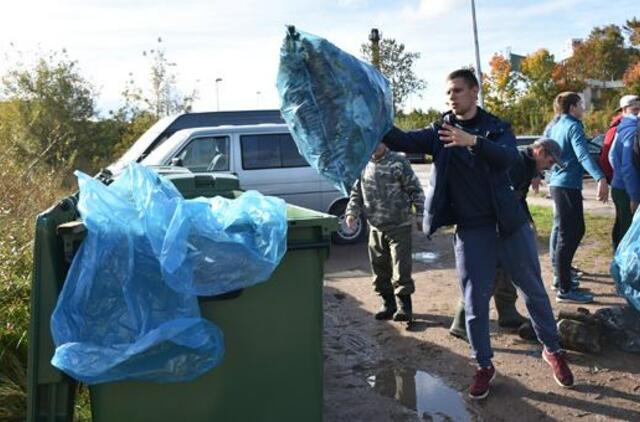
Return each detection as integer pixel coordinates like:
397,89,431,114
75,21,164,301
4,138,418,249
447,69,479,89
554,92,582,114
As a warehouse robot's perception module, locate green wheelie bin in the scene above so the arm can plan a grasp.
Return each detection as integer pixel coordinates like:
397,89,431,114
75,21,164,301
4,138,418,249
27,167,338,422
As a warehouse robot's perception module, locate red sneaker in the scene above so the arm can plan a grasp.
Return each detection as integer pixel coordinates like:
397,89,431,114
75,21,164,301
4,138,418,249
542,349,574,387
468,365,496,400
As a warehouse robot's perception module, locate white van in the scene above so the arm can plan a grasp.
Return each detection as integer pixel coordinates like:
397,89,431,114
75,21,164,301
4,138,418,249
135,122,366,244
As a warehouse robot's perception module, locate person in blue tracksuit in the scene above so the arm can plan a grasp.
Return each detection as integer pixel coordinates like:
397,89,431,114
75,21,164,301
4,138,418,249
608,95,640,249
547,92,609,304
382,69,574,400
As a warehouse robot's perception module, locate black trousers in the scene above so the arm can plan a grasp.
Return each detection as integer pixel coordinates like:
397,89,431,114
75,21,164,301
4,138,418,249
550,186,584,292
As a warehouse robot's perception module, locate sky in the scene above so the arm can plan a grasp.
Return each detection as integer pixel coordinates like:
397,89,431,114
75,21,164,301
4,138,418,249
0,0,637,115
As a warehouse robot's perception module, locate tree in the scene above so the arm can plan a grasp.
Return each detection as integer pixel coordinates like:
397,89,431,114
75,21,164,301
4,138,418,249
518,49,559,133
361,37,426,112
624,61,640,94
0,49,98,173
394,108,442,130
624,17,640,47
483,54,519,122
521,49,557,103
122,38,197,119
566,25,633,82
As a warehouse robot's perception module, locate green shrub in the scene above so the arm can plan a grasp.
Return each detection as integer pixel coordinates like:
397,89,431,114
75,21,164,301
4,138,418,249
0,157,70,420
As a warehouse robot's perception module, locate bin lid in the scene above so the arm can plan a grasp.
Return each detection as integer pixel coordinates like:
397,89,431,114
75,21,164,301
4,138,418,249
286,204,339,232
151,166,241,196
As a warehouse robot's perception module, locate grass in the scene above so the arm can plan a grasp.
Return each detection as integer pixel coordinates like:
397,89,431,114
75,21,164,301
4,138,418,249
0,158,71,421
529,204,614,261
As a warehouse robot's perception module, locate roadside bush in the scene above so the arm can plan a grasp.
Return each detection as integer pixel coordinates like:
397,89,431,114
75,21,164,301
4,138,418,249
0,156,69,420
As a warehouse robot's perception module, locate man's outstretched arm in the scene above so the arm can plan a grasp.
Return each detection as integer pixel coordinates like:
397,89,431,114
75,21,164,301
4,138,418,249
383,126,437,155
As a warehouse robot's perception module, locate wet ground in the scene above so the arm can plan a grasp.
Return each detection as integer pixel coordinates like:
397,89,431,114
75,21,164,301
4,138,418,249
322,165,640,421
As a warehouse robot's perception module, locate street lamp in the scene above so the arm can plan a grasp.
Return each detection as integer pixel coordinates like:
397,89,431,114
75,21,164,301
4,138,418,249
215,77,223,111
470,0,484,108
256,90,261,108
369,28,381,70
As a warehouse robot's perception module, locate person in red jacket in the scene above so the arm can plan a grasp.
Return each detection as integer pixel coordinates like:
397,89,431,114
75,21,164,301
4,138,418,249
599,111,624,250
599,113,623,184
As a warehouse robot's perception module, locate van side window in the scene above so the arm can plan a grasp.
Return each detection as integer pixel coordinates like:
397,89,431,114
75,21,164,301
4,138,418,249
241,133,309,170
178,136,230,172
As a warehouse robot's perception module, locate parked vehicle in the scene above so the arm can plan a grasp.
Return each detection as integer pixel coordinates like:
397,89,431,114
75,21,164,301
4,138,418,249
111,111,367,244
111,110,285,173
587,133,604,163
516,135,539,148
402,152,428,164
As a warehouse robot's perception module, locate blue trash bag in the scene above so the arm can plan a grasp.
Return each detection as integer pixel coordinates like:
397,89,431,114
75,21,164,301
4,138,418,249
276,26,394,196
50,163,287,383
611,213,640,312
161,191,288,296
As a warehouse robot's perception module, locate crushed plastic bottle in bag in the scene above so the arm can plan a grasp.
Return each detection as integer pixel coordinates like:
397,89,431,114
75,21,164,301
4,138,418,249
277,26,394,196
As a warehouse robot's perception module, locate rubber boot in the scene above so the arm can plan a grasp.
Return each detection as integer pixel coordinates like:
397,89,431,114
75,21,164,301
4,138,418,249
374,293,397,320
517,321,537,341
393,295,412,322
494,268,527,328
449,300,468,342
495,299,528,328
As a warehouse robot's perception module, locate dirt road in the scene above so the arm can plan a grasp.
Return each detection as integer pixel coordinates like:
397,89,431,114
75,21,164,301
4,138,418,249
323,166,640,421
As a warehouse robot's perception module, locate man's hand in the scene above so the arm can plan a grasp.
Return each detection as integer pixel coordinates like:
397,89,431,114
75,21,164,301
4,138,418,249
416,220,423,232
531,177,541,194
439,123,477,148
596,179,609,203
345,214,357,230
631,201,638,215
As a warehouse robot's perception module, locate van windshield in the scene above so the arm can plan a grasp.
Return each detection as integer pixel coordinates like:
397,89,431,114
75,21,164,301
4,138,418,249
142,130,190,166
110,115,177,171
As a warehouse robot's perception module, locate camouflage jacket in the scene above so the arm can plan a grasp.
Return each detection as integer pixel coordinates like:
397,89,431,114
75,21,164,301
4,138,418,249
346,150,425,230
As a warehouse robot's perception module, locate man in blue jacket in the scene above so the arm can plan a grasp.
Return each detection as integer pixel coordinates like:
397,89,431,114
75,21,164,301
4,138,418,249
383,69,574,400
608,94,640,249
548,92,609,304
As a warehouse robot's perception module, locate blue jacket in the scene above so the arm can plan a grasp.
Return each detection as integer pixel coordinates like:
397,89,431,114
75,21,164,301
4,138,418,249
548,114,605,189
609,115,640,201
383,108,528,237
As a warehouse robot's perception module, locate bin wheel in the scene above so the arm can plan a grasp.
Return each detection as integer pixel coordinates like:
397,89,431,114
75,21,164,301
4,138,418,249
329,200,367,245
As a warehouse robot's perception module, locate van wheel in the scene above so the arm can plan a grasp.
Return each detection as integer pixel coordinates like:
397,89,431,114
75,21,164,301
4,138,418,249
330,200,367,245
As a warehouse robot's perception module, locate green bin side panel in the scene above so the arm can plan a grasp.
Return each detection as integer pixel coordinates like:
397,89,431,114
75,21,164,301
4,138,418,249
90,245,326,422
27,199,79,422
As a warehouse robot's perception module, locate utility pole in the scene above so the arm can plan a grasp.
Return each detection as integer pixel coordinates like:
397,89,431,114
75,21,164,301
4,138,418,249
470,0,484,108
215,77,223,111
369,28,381,70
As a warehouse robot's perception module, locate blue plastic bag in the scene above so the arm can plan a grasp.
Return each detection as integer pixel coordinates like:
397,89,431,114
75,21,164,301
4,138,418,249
51,164,287,383
276,27,394,196
611,212,640,312
161,192,288,296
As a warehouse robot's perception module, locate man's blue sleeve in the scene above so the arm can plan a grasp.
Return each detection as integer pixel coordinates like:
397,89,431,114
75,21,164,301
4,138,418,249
472,128,519,171
383,126,436,155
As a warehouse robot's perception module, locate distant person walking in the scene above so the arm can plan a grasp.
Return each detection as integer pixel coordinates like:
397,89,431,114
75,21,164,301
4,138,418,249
547,92,609,304
345,143,425,323
608,94,640,250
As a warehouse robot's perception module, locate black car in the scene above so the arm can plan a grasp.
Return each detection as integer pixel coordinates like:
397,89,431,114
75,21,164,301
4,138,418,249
516,135,540,148
587,134,604,163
